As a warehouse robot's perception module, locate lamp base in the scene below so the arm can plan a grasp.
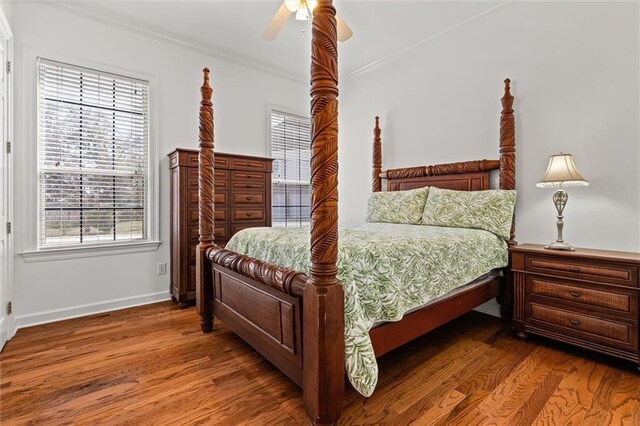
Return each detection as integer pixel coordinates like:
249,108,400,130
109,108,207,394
545,241,575,251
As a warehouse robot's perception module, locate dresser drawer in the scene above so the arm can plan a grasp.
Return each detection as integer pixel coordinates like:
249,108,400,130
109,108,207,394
525,255,638,287
215,226,228,241
232,171,265,182
189,208,226,224
215,193,227,205
233,192,264,205
189,224,227,243
189,191,227,207
187,168,199,189
230,157,268,171
527,302,638,352
233,180,266,191
215,155,230,169
189,227,227,242
527,276,637,318
190,191,228,206
232,209,265,222
216,209,227,222
215,170,229,189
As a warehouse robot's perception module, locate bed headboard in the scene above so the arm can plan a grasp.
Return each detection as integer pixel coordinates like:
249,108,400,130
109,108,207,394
380,159,499,191
372,79,516,241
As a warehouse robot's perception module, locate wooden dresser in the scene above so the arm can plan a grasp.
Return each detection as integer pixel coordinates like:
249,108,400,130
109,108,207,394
511,244,640,371
168,149,273,305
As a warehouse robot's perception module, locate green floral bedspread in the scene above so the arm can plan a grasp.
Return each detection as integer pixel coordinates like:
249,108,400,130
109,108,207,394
225,223,508,396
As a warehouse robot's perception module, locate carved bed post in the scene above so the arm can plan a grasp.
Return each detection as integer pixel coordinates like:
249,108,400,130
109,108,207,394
303,1,345,425
197,68,216,333
372,116,382,192
498,78,516,321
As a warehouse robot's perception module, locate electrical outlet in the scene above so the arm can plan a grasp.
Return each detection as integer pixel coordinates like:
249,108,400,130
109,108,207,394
157,262,167,275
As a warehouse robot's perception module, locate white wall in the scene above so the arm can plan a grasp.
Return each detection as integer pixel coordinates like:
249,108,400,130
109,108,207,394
12,3,308,326
0,1,11,27
340,1,640,253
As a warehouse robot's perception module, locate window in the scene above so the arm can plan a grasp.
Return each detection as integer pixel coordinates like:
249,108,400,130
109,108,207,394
37,58,150,248
270,110,311,227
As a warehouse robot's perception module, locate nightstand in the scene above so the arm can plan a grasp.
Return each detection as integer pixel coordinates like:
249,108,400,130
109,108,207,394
510,243,640,371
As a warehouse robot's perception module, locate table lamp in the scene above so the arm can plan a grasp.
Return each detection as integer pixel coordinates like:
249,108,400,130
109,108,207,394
536,153,589,251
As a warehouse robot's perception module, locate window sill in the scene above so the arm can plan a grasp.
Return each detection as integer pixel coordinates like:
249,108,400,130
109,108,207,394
20,241,161,263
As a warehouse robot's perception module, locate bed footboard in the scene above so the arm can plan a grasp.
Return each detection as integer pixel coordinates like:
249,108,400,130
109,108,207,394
212,261,305,385
207,249,307,384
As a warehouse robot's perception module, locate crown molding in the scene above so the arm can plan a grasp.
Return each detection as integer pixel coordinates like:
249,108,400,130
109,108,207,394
49,2,308,84
41,1,510,84
346,1,509,80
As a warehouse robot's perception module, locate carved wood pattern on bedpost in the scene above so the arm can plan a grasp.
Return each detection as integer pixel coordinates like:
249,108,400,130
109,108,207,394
372,116,382,192
197,68,216,333
499,78,516,242
304,1,345,425
498,78,516,322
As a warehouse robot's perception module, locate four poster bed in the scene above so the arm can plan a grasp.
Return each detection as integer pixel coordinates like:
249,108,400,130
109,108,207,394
195,2,516,424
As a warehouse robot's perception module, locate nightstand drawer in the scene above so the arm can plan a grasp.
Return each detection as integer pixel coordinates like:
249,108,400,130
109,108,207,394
527,276,637,317
525,255,638,287
527,302,638,352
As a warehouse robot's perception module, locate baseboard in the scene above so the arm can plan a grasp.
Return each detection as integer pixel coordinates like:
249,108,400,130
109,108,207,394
473,298,500,318
14,291,171,330
0,315,16,351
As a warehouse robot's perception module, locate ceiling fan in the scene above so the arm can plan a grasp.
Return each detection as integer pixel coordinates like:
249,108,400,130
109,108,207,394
262,0,353,42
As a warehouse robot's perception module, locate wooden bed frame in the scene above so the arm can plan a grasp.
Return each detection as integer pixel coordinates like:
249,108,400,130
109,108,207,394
196,2,516,424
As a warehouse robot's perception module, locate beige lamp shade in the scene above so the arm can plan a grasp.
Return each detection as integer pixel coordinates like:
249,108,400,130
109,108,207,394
536,153,589,189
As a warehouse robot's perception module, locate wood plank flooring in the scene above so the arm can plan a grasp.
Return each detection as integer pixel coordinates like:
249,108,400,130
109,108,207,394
1,302,639,425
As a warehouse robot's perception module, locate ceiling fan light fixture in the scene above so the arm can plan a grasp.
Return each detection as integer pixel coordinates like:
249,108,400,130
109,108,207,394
284,0,299,12
295,3,310,21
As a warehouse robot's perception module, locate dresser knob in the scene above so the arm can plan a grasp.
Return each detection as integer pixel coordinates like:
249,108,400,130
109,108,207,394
569,291,582,298
569,266,581,273
569,319,581,326
247,213,253,217
246,197,254,201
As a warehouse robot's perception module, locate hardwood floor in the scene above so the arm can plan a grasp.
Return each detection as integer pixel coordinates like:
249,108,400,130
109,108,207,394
1,302,639,425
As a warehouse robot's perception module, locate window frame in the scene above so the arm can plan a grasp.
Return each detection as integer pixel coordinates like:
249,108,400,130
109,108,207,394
268,106,312,228
21,50,160,262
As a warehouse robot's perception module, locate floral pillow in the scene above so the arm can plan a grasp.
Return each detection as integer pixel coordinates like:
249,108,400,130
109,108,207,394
421,187,516,240
366,187,429,225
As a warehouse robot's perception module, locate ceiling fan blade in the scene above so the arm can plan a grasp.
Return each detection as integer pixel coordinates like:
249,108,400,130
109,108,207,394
262,2,293,41
336,13,353,42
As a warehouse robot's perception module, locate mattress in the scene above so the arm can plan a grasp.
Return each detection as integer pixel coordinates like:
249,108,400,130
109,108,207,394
226,222,508,397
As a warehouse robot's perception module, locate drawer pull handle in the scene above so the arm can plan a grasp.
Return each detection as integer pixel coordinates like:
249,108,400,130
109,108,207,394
246,197,254,201
569,267,581,273
246,213,253,217
569,319,581,326
569,291,582,298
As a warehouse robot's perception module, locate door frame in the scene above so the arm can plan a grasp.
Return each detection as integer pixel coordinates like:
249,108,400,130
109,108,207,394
0,5,13,350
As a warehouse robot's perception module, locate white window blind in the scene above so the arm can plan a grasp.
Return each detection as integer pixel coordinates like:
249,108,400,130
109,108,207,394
37,58,149,248
270,110,311,227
